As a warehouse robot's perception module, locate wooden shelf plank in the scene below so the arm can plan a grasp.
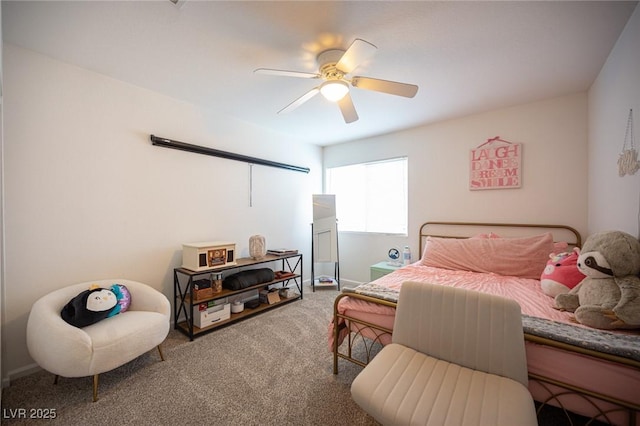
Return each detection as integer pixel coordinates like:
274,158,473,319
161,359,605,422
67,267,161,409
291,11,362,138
177,295,301,335
175,253,300,276
181,274,301,304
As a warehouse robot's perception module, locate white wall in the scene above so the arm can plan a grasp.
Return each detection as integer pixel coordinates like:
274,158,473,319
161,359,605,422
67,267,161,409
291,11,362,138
324,93,589,283
5,5,637,381
588,4,640,237
1,44,322,381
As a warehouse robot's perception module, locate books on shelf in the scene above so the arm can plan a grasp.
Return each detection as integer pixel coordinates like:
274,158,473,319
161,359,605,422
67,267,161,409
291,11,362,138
315,276,337,287
267,248,298,256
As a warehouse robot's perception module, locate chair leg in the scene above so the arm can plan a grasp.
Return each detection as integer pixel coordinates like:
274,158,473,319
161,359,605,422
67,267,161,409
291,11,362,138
92,374,99,402
57,347,164,403
157,344,165,361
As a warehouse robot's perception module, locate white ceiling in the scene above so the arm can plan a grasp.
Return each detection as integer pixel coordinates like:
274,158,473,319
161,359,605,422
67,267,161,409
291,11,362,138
2,1,637,146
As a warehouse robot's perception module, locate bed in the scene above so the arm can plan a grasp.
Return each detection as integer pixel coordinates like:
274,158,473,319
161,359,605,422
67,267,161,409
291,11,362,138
331,222,640,426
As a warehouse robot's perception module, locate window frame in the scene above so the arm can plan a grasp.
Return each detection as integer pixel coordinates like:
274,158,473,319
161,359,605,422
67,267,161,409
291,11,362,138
325,156,408,236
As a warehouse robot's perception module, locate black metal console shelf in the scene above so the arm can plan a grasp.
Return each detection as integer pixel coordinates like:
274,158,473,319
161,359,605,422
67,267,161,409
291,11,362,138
174,253,303,340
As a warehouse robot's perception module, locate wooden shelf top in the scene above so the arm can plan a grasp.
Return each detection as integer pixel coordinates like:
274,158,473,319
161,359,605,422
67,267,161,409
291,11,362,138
175,252,301,275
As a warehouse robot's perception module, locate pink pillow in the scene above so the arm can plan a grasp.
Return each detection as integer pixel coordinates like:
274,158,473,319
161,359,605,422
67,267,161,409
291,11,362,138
471,232,501,239
420,233,554,279
553,241,569,252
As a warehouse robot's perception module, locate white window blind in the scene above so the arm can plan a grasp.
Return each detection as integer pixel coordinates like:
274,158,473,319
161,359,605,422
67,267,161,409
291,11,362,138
326,157,408,234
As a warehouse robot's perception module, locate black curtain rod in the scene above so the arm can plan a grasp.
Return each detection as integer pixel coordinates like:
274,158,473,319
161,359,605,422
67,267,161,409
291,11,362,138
150,135,310,174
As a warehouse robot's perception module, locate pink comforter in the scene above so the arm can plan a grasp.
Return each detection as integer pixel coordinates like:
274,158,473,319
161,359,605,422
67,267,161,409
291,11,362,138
337,262,578,321
330,263,583,350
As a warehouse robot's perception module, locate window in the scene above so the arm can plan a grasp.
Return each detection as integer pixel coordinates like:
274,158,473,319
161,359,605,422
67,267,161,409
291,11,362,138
325,157,408,234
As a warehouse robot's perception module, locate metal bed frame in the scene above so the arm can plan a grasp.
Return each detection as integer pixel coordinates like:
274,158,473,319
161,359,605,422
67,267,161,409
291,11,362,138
332,222,640,425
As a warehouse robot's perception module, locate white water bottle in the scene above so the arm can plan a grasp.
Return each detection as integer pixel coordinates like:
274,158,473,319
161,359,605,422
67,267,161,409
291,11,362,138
402,246,411,266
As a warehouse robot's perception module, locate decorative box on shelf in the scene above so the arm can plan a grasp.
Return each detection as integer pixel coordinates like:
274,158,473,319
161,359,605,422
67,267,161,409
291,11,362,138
182,241,237,272
279,287,294,298
192,279,213,301
193,301,230,328
259,289,280,305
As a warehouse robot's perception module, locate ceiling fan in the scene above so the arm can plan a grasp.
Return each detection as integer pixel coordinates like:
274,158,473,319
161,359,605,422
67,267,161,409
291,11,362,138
254,39,418,124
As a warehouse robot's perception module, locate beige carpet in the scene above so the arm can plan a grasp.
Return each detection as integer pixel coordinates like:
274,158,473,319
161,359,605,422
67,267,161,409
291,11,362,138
2,284,596,425
2,286,379,425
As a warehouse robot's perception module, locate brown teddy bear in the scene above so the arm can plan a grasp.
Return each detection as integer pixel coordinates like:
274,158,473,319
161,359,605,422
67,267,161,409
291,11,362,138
554,230,640,330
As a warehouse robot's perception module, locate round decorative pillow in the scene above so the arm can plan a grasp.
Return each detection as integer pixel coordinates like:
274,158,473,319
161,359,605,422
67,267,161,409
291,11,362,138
111,284,131,313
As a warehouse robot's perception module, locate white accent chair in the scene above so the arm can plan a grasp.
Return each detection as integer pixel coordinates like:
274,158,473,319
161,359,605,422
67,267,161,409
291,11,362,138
27,279,170,402
351,281,537,426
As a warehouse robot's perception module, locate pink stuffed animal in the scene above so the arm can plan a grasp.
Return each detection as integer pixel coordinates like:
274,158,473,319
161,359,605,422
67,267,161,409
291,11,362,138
540,248,585,297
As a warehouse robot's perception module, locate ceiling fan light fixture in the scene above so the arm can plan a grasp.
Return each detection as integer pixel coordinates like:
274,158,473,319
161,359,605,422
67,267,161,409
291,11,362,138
320,80,349,102
256,38,417,123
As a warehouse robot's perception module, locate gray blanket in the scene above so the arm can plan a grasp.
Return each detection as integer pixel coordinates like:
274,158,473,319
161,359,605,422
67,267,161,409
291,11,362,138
343,283,640,362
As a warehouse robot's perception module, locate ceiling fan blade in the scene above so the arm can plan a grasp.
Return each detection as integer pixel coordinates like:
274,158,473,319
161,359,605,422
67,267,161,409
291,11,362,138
338,92,359,123
351,76,418,98
254,68,320,79
278,87,320,114
336,39,377,74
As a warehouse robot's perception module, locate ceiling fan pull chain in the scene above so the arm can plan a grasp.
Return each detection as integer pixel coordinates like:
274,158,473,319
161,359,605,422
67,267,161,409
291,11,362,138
618,109,639,177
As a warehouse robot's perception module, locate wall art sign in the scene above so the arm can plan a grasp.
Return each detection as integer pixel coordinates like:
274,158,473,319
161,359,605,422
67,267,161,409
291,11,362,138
469,136,522,190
